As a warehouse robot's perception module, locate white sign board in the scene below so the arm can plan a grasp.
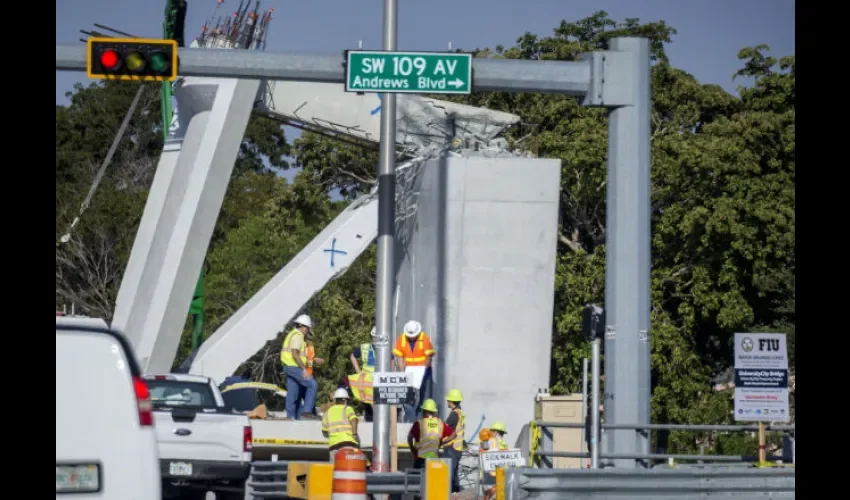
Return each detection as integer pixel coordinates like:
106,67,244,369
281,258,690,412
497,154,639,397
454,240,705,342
480,449,525,472
404,365,427,390
733,333,790,422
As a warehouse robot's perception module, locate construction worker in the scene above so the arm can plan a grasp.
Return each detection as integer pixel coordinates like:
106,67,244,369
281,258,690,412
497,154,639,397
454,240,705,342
406,399,455,470
346,369,374,422
441,389,466,493
349,327,376,374
487,421,509,451
479,421,510,495
280,315,319,420
321,388,360,466
299,335,324,416
393,320,436,422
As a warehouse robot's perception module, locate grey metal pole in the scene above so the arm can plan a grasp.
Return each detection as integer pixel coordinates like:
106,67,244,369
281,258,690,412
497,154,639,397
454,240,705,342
604,37,652,468
581,358,588,465
590,340,601,469
372,0,398,477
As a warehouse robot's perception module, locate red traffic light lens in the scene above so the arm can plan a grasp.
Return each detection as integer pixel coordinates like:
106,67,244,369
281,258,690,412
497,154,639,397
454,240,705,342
100,49,120,70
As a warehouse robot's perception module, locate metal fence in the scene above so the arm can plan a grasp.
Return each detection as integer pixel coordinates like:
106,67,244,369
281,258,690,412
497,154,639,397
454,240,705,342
248,461,421,498
529,421,796,468
500,466,796,500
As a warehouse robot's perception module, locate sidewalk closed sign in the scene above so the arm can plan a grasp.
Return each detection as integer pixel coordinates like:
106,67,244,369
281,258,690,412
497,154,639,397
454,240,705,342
480,449,525,472
733,333,790,422
373,371,417,405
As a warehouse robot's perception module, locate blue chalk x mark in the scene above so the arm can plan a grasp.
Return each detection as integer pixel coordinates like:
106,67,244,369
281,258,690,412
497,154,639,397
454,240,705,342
370,93,383,115
323,238,348,268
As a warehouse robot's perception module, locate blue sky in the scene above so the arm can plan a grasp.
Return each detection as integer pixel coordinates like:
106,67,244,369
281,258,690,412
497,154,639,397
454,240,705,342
56,0,794,105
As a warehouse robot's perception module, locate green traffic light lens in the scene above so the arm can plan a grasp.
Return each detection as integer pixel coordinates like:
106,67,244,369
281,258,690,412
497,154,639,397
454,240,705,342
126,51,146,73
150,52,170,74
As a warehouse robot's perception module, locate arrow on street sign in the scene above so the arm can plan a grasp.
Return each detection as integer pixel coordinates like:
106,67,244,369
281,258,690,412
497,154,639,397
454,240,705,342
345,50,472,95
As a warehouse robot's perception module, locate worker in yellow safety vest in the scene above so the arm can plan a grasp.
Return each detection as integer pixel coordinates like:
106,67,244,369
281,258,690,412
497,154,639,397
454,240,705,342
321,388,360,466
349,328,376,374
346,370,374,422
440,388,466,493
280,314,319,420
407,399,456,469
479,421,510,488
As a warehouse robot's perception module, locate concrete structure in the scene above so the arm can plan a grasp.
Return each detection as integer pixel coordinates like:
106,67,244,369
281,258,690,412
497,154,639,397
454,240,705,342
112,77,260,373
56,34,654,466
186,83,520,380
394,154,561,439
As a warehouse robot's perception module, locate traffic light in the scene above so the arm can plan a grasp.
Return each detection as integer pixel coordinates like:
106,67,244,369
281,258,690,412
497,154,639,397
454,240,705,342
86,37,178,82
582,304,605,340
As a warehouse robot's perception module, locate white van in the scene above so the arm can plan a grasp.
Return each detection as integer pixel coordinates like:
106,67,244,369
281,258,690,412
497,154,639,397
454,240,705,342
56,317,162,500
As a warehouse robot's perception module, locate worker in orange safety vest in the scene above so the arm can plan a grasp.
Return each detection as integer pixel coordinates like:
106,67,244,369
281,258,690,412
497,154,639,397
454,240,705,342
299,338,324,416
392,320,436,423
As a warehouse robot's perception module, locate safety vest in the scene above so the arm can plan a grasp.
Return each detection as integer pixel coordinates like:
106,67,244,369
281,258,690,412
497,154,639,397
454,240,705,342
359,343,375,373
280,329,307,367
447,408,465,451
417,416,444,458
488,436,508,451
347,372,374,405
305,342,316,376
322,403,357,448
394,333,434,366
483,436,509,478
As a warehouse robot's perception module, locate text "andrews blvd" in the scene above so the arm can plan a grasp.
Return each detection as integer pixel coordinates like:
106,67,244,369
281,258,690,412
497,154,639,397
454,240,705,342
345,50,472,95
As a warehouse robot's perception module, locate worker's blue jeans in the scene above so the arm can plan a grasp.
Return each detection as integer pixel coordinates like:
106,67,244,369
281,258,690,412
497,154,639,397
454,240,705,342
296,377,319,416
283,366,316,419
403,367,433,423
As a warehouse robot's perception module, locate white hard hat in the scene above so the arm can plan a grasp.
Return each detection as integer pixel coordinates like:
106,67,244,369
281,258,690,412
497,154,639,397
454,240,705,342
370,327,377,336
403,320,422,337
294,314,313,328
333,388,349,400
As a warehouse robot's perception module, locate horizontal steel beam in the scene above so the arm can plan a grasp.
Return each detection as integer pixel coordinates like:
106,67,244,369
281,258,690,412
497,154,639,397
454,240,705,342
56,43,591,95
504,467,795,500
535,421,795,432
540,450,786,462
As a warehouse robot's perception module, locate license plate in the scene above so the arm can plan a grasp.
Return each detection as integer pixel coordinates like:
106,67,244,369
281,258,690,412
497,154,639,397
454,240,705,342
169,461,193,476
56,464,100,493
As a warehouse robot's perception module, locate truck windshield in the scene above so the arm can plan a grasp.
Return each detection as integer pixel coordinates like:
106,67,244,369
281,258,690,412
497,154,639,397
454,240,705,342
147,380,217,408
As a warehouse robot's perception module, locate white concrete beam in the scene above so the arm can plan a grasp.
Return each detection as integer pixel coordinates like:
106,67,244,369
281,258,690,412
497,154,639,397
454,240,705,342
189,196,378,382
112,78,260,373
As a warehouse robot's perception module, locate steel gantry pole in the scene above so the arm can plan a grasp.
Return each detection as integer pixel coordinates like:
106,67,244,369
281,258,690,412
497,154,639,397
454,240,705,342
372,0,398,476
599,37,652,468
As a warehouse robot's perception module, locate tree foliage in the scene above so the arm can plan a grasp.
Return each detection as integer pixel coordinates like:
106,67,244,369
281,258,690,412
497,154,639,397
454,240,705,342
56,11,793,454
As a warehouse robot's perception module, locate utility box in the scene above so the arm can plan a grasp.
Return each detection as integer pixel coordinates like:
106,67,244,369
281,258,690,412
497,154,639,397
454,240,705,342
534,393,585,469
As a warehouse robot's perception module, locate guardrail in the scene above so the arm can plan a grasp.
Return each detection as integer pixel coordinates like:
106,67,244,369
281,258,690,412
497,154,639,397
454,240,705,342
528,421,796,468
248,460,421,498
498,466,795,499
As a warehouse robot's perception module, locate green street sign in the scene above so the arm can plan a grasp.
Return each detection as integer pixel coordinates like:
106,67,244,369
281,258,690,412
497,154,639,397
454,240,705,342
345,50,472,95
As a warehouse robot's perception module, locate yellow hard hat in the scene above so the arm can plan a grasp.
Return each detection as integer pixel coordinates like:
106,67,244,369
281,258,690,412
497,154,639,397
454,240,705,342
446,389,463,402
421,399,438,413
490,421,507,434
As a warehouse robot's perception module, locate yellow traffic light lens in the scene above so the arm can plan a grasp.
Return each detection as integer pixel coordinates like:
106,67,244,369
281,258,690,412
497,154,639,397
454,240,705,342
150,52,170,74
125,52,146,72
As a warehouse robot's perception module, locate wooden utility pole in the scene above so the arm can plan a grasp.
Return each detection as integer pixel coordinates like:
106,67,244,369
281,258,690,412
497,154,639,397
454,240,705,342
757,422,767,465
390,406,398,471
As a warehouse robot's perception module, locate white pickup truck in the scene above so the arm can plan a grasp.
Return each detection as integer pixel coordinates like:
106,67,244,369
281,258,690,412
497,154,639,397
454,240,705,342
143,374,252,500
